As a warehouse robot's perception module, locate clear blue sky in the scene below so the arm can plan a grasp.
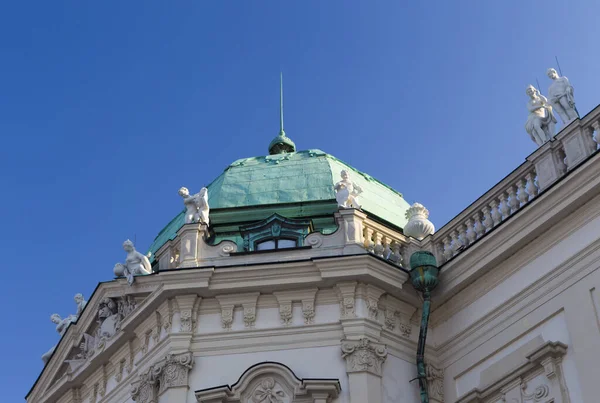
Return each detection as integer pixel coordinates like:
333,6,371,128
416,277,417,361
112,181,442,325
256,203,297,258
2,1,599,400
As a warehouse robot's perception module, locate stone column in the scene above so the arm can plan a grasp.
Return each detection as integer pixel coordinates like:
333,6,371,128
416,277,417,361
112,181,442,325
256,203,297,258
341,338,387,403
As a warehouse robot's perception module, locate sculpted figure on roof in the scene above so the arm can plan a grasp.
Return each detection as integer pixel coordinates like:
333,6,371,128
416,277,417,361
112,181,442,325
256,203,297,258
74,293,87,319
41,313,76,363
179,186,210,225
335,170,362,209
113,239,152,286
547,68,578,124
525,85,556,146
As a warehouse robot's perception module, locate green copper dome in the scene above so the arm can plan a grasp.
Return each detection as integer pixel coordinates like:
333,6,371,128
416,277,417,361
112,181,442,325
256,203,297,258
147,149,411,259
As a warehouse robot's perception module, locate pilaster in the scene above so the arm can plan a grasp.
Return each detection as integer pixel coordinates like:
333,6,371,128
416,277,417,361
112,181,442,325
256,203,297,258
341,338,387,403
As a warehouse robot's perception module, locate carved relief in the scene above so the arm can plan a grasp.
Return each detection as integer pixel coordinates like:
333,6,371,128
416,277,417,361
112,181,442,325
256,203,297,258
426,363,444,403
244,306,257,328
221,306,234,330
251,377,287,403
278,303,293,326
302,300,315,325
365,284,385,320
335,282,357,320
341,338,388,377
131,352,194,403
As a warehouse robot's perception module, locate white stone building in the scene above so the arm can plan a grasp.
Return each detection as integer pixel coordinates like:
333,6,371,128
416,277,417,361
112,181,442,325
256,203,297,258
27,93,600,402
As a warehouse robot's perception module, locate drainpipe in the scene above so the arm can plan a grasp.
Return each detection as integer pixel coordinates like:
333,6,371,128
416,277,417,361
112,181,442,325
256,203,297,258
408,251,440,403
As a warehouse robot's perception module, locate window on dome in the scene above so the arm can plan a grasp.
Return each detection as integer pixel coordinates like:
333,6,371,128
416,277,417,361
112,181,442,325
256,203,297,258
239,214,314,252
255,238,296,251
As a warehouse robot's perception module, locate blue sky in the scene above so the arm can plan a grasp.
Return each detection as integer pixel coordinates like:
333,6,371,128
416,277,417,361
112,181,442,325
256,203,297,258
2,1,599,400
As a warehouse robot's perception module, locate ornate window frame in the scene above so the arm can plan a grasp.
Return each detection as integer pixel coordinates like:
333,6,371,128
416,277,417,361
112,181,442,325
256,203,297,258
239,214,313,252
195,361,340,403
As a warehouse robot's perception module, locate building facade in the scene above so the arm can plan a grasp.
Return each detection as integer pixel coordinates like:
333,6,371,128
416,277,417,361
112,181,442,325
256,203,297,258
27,101,600,402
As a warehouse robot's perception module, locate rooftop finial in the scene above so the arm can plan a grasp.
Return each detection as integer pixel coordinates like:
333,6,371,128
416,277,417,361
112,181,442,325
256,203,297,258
280,72,285,136
268,72,296,155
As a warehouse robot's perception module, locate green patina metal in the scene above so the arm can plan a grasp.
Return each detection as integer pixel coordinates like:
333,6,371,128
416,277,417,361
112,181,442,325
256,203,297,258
146,149,410,260
239,213,313,251
409,251,440,403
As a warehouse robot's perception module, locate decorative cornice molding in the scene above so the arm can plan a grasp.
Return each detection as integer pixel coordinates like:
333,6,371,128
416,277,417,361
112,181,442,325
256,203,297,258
341,338,388,377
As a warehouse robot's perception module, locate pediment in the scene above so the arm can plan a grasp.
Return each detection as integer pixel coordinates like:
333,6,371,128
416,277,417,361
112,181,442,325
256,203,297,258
28,280,155,403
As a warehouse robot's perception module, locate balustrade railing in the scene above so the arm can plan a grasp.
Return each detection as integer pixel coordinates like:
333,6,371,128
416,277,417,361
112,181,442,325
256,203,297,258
362,219,407,266
432,105,600,264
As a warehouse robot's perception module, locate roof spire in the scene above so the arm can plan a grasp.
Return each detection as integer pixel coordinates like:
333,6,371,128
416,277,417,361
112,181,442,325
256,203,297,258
268,72,296,155
279,72,285,136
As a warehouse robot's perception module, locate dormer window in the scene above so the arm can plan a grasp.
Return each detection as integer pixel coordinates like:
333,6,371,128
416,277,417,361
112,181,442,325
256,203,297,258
240,214,313,252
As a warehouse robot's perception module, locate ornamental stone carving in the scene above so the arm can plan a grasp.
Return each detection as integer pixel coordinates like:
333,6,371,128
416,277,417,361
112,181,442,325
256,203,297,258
456,341,570,403
403,203,435,240
195,362,340,403
335,170,362,209
547,68,577,124
114,239,152,286
525,85,557,147
251,377,288,403
335,282,357,320
426,363,444,403
179,186,210,225
131,352,194,403
302,300,315,324
341,338,388,377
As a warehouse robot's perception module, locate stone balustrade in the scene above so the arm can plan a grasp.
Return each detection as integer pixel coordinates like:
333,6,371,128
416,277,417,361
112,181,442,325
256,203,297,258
362,218,407,267
432,105,600,264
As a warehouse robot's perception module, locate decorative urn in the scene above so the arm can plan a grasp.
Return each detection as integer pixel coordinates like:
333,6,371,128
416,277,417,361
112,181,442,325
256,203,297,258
403,203,435,240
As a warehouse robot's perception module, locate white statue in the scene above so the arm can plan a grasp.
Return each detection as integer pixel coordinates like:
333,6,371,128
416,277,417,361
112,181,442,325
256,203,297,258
525,85,557,146
179,186,210,225
547,68,577,124
335,170,363,209
41,314,76,363
97,298,120,339
74,293,87,319
113,240,152,286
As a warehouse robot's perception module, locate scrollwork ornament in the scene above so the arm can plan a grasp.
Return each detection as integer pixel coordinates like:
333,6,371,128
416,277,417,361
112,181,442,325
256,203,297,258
521,382,550,401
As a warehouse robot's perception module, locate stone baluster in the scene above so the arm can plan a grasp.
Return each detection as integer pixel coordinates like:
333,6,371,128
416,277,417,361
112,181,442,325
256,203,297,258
507,185,519,214
465,220,476,245
525,172,538,199
382,236,392,259
373,231,384,257
363,227,374,252
498,192,510,220
592,121,600,148
516,178,529,207
584,126,597,152
458,224,468,247
450,230,462,255
490,200,502,227
442,237,453,261
472,212,485,239
482,206,494,232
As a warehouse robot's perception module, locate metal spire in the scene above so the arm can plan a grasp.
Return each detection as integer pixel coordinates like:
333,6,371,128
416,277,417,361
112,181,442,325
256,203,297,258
279,72,285,136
